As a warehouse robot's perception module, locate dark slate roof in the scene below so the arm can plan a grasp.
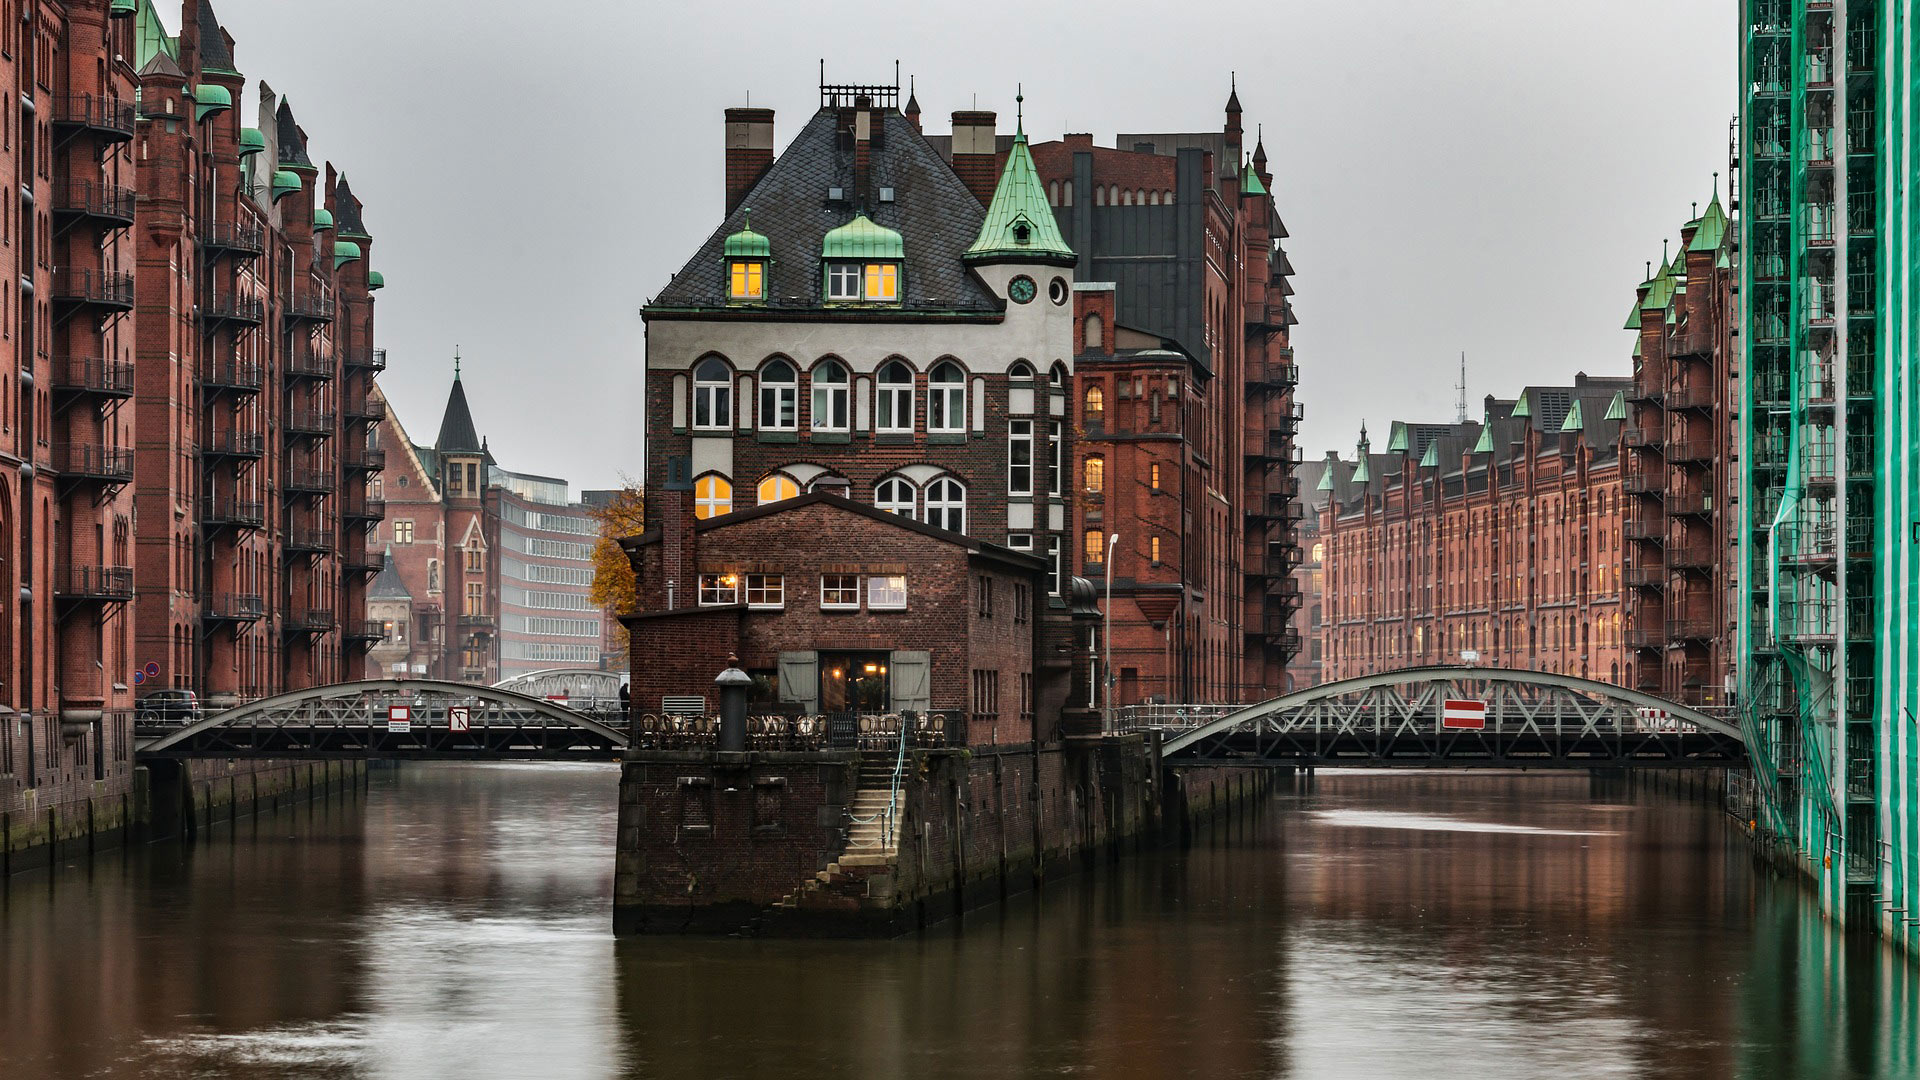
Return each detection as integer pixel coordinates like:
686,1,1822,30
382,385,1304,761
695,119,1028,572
435,375,483,454
139,49,185,80
195,0,236,73
650,109,999,314
369,548,411,599
333,174,368,237
276,99,312,169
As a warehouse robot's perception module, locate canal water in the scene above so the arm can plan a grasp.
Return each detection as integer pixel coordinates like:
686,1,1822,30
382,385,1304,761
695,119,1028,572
2,764,1915,1079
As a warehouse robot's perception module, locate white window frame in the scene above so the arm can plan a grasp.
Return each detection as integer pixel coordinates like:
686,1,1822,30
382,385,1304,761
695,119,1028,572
866,574,907,610
1047,420,1063,496
820,573,861,610
1008,419,1033,496
827,262,861,301
924,477,966,533
928,361,966,432
876,361,915,433
692,357,732,431
874,476,917,518
393,519,415,544
758,359,797,430
1046,536,1062,596
811,362,850,432
745,573,784,609
698,572,738,606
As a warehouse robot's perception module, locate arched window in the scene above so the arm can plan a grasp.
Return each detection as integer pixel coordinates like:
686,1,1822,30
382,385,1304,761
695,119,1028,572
811,360,849,431
1049,180,1060,206
758,359,797,430
1108,185,1119,205
1049,361,1069,387
693,475,732,519
1084,455,1104,494
876,360,914,433
757,473,799,505
1084,384,1105,416
1094,185,1105,206
924,477,966,533
1009,360,1035,381
928,361,966,432
874,476,916,517
692,357,731,430
1062,180,1073,206
1083,313,1104,351
1134,189,1144,205
1121,189,1132,206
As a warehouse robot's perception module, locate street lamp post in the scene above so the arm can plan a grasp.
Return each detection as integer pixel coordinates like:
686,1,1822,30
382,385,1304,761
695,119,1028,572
1104,532,1119,730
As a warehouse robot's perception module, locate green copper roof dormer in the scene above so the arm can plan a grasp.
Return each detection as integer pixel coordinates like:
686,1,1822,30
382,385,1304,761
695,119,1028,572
238,127,266,157
313,207,335,231
1633,336,1642,359
368,270,385,291
1624,299,1642,330
1241,165,1268,197
110,0,136,17
1351,454,1371,484
270,169,302,203
1604,391,1627,421
1690,194,1729,253
133,0,178,69
1640,265,1675,311
965,100,1074,266
1472,423,1495,454
191,84,231,122
1386,421,1409,453
1317,456,1337,491
1715,247,1731,270
1510,391,1531,419
1560,400,1585,433
822,213,904,260
1419,440,1440,468
722,210,772,259
333,240,363,269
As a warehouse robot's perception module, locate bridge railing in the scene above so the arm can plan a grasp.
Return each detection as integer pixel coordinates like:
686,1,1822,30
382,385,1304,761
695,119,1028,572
629,711,962,753
1110,703,1242,733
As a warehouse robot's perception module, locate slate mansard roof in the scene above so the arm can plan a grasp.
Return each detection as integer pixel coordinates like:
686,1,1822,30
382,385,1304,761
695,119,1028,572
649,109,1001,315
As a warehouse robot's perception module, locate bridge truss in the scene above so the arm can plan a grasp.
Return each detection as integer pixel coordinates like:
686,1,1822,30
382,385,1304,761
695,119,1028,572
1157,667,1746,769
137,680,628,759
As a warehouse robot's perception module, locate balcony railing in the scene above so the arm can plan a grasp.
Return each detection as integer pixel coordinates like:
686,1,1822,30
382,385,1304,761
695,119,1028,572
1666,617,1716,642
53,356,134,400
204,593,265,621
1665,490,1711,516
344,551,384,576
201,220,265,257
51,267,135,311
1668,543,1715,570
1622,426,1663,449
54,443,134,484
49,93,136,138
1667,439,1714,463
344,620,387,648
342,495,386,522
55,565,134,603
285,524,336,555
201,497,265,529
289,610,338,635
343,347,387,372
201,360,264,393
284,467,334,495
1623,517,1665,543
203,430,266,459
1623,626,1666,650
202,292,265,326
285,290,336,324
459,612,498,630
345,397,387,425
51,180,136,226
1624,564,1665,589
285,346,335,381
285,410,335,438
1666,384,1715,410
1621,470,1663,496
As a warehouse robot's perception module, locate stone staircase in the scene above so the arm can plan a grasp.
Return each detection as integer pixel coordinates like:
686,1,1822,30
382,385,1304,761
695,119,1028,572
773,763,899,912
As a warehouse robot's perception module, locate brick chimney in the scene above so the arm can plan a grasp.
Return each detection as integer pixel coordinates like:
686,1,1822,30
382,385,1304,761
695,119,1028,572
951,110,999,206
724,107,775,216
852,94,874,209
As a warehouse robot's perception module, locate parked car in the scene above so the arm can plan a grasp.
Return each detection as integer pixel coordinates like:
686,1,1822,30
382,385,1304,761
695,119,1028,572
136,689,202,725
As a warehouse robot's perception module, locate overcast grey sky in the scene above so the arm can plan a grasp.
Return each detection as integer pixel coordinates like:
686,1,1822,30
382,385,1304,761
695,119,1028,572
208,0,1735,489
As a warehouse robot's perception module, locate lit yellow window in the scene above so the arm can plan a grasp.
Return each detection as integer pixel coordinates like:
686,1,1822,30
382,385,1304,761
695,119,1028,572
1084,456,1104,494
694,475,732,519
864,262,898,301
756,474,798,505
729,260,764,300
1150,536,1161,562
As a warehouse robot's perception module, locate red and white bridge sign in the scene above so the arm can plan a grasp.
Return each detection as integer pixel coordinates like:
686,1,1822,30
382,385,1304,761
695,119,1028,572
1440,698,1487,731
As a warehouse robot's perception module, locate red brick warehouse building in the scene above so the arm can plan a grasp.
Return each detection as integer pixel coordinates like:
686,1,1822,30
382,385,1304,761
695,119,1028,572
1018,90,1304,706
3,0,390,861
1316,375,1632,685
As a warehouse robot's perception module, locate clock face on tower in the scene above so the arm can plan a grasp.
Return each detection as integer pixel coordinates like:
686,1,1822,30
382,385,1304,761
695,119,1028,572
1008,275,1037,304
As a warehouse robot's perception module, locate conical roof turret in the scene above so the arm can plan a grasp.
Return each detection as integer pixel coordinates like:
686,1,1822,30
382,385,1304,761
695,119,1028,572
436,356,483,455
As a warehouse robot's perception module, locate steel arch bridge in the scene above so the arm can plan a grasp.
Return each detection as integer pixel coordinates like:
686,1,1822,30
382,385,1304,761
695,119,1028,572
492,667,624,712
1158,667,1745,769
136,680,629,760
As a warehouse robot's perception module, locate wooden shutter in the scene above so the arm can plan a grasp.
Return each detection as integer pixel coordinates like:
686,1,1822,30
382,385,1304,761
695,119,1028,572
888,650,930,713
778,651,818,712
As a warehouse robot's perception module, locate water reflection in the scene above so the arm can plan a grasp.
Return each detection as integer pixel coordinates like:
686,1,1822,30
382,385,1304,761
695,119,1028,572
0,765,1915,1078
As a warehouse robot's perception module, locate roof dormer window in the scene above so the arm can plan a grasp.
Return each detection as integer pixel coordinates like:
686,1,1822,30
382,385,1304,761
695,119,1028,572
722,210,771,302
821,214,904,305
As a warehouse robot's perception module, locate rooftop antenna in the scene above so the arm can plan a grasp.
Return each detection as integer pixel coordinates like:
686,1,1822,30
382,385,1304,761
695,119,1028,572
454,345,461,380
1454,352,1468,424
